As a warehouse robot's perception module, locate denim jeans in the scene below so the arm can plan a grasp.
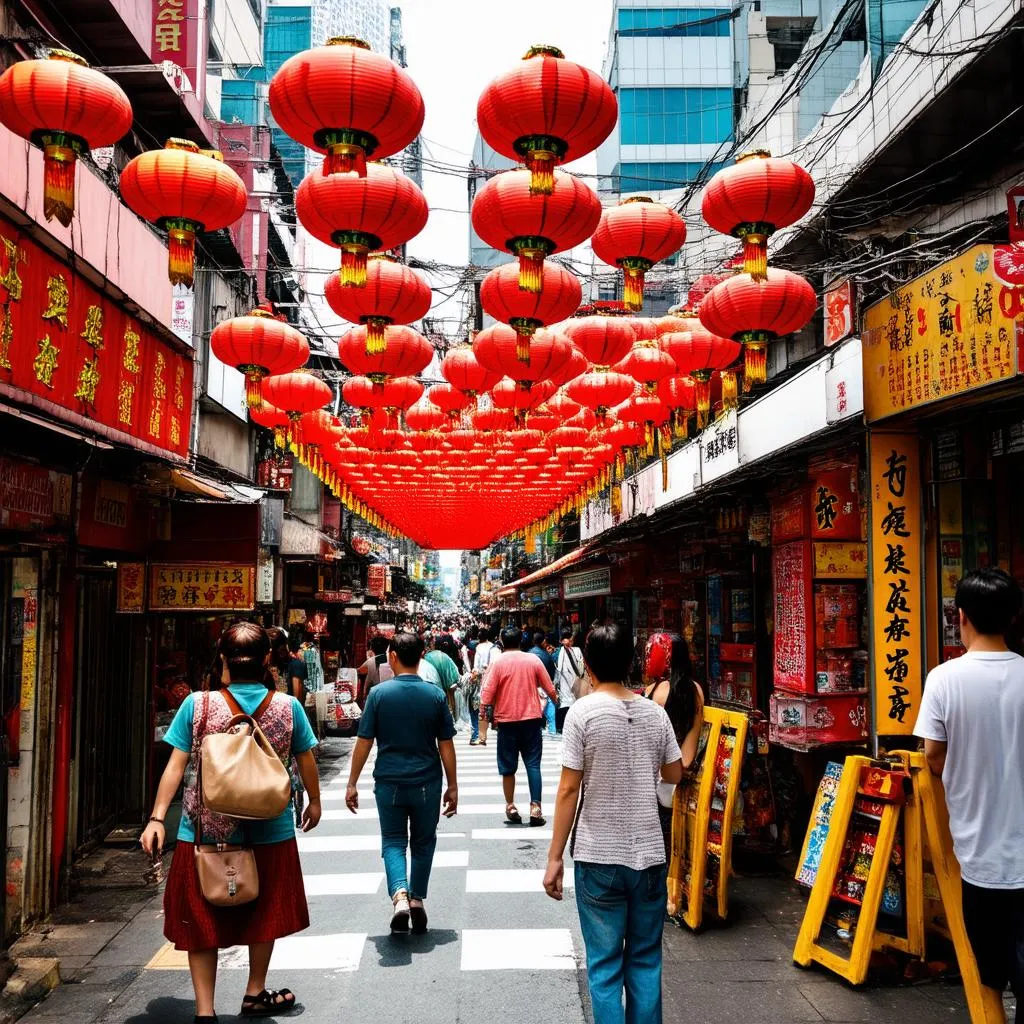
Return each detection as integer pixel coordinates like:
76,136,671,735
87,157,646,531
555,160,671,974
469,705,480,742
542,696,557,736
574,861,668,1024
495,719,543,802
375,780,442,899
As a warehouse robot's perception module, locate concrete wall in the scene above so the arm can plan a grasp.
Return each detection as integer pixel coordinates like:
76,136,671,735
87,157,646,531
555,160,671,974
197,408,253,478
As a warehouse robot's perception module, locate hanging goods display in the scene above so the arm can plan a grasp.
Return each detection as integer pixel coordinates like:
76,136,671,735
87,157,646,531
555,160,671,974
698,268,816,386
295,163,428,287
701,151,814,281
592,197,687,311
210,307,310,409
476,46,617,195
470,168,601,291
119,140,247,287
268,36,424,177
0,50,133,227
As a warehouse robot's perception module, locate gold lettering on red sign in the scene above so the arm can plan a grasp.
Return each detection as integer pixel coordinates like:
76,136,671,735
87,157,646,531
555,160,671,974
42,274,69,327
33,334,59,387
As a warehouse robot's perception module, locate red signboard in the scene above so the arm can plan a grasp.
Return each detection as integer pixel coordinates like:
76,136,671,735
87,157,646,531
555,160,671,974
0,217,192,459
771,491,808,543
367,564,386,599
773,540,814,693
0,454,71,531
150,0,201,86
824,278,854,347
809,466,861,541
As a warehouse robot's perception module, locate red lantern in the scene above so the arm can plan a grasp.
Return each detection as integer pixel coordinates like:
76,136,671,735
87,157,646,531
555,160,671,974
406,398,446,433
698,269,816,385
211,307,310,409
249,400,290,449
120,139,247,287
262,371,332,443
480,263,582,361
295,164,428,287
592,198,687,311
471,168,601,291
563,315,636,366
471,406,514,432
297,409,343,474
619,345,676,393
0,50,133,227
567,369,634,426
548,343,588,387
477,46,617,195
473,325,573,386
442,345,502,397
658,317,740,427
701,151,814,281
427,382,471,422
325,255,431,354
526,405,560,432
337,324,433,381
269,36,424,176
547,393,581,422
686,272,732,310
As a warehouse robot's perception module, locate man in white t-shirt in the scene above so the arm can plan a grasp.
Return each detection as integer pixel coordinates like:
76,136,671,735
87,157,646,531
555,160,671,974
914,567,1024,1009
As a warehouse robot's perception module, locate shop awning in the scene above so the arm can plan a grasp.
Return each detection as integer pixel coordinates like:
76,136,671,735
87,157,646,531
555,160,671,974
495,541,603,599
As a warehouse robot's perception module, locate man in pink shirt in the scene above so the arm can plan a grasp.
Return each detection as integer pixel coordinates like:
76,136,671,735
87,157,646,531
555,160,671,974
480,627,558,826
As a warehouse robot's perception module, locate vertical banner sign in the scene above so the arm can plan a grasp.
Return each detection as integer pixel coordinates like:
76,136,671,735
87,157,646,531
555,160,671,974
869,434,923,736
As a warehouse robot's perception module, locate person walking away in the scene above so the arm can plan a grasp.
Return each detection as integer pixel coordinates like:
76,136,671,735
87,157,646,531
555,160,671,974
299,634,324,745
914,568,1024,1018
481,627,557,826
469,627,497,745
142,622,321,1022
428,634,463,723
264,629,312,827
528,631,559,737
554,628,586,732
346,632,458,934
642,632,704,860
357,635,393,707
543,623,682,1024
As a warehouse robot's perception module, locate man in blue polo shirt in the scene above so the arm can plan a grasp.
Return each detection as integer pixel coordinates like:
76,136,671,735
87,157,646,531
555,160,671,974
346,631,458,935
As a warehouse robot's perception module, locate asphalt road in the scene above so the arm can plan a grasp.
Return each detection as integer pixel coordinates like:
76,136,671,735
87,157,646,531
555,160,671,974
36,729,591,1024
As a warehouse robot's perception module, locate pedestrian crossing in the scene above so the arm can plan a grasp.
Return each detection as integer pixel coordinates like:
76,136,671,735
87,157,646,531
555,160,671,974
146,731,584,993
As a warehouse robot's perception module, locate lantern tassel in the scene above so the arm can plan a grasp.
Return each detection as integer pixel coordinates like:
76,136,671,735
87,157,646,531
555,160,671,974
741,233,769,282
364,316,389,356
242,368,265,410
323,142,368,177
340,246,368,288
165,218,199,288
744,342,768,386
620,257,653,313
273,425,286,450
524,151,556,195
695,376,712,430
721,369,739,411
517,248,545,293
41,135,81,228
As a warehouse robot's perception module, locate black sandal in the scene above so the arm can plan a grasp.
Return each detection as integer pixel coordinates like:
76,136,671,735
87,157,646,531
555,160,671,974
194,1017,218,1023
241,989,296,1016
410,901,428,934
505,803,522,825
530,803,546,827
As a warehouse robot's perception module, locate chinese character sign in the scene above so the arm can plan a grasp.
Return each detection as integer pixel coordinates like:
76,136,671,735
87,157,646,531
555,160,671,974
869,434,923,735
116,562,146,613
810,466,861,540
0,219,193,458
148,564,256,611
824,278,854,347
861,245,1020,422
773,540,815,693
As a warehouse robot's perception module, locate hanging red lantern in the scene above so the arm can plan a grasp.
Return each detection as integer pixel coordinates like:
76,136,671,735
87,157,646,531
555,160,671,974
698,269,816,385
548,343,588,387
249,400,290,449
686,272,732,310
427,382,471,423
295,163,428,287
473,324,573,386
261,371,332,443
657,375,696,437
471,406,514,433
297,409,343,474
210,307,310,409
658,317,741,428
269,36,424,177
701,151,814,281
547,393,581,422
471,168,601,291
476,45,617,195
592,198,686,312
526,404,560,433
619,344,676,394
563,315,636,366
480,262,582,361
325,254,431,354
120,141,246,290
337,324,433,381
566,369,634,426
442,345,502,398
0,50,133,228
406,398,446,433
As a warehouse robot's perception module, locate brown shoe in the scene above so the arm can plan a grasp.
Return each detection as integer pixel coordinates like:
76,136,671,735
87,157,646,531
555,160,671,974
390,890,410,933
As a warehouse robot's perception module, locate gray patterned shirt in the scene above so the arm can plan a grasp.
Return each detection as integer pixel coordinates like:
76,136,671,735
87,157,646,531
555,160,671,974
561,692,681,871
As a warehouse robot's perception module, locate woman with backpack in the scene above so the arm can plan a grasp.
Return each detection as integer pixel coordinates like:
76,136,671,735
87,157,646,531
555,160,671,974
142,621,321,1023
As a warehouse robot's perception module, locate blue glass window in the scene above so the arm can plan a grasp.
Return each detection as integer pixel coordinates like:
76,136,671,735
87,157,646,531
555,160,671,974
615,162,725,193
617,7,731,36
618,88,733,145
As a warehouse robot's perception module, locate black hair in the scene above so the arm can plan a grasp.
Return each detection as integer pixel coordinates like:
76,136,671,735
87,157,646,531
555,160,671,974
560,627,574,642
659,633,700,742
390,631,425,669
501,627,522,650
478,625,491,643
532,631,546,647
221,621,271,682
584,623,634,683
956,568,1022,638
370,635,390,656
435,634,463,669
288,631,302,654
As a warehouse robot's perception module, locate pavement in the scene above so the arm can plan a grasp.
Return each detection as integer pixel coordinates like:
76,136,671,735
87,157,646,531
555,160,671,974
13,730,1002,1024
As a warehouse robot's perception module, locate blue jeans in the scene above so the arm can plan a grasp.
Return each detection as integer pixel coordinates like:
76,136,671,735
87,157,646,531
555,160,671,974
542,696,557,736
375,780,442,899
495,719,543,802
574,861,668,1024
469,705,480,742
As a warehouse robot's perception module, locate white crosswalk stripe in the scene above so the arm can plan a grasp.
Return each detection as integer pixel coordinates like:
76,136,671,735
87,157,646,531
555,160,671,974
466,869,573,893
460,929,576,971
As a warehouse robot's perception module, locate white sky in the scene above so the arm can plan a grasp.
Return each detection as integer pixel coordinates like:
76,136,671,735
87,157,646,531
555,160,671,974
399,1,615,303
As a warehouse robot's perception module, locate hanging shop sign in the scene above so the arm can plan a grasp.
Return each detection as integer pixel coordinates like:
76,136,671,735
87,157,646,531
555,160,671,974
0,455,72,532
861,245,1022,422
257,551,274,605
148,563,256,611
813,541,868,579
315,588,355,604
351,535,372,556
824,278,855,347
699,409,739,485
810,466,861,541
868,433,923,736
115,562,146,613
367,563,387,598
0,218,193,459
563,566,612,600
773,540,814,692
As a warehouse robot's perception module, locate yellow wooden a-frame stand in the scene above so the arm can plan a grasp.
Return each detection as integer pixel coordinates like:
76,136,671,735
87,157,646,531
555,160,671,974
667,706,749,930
793,752,1004,1022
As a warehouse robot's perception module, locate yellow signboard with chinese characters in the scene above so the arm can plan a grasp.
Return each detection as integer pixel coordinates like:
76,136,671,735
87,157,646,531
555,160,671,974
813,542,868,579
861,245,1022,422
148,564,255,612
869,434,923,736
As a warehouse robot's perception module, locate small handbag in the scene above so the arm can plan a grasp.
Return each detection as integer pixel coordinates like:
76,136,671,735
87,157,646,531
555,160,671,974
194,842,259,907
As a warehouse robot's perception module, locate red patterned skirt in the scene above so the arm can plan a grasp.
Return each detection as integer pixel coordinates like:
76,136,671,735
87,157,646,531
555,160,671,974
163,839,309,951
